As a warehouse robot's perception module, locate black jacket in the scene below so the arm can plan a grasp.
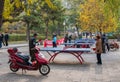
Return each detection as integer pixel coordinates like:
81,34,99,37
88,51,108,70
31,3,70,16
4,34,9,40
29,37,36,48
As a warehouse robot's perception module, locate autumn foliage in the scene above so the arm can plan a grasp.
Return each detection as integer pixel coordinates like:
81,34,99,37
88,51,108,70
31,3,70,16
79,0,118,33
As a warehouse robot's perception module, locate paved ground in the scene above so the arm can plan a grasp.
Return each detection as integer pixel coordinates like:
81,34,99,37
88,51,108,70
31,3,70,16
0,43,120,82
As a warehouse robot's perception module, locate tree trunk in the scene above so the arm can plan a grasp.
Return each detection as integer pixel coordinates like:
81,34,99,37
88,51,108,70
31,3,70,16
26,22,31,54
26,22,30,41
45,21,49,39
0,0,5,29
57,22,61,36
76,26,79,38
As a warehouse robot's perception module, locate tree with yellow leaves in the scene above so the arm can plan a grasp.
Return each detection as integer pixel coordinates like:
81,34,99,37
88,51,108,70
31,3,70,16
0,0,63,40
102,0,120,20
79,0,118,34
0,0,56,29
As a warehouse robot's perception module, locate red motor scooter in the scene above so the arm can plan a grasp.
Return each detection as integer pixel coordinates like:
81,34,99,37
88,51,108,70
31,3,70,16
7,47,50,75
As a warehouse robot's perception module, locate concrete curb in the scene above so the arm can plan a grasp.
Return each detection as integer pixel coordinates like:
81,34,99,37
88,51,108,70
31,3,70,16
1,44,28,49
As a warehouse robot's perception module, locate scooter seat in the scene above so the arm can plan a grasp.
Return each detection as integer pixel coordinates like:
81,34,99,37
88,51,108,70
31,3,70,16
17,52,30,61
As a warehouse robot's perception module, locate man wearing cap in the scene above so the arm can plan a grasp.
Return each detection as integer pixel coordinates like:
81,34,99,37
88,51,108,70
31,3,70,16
29,33,38,62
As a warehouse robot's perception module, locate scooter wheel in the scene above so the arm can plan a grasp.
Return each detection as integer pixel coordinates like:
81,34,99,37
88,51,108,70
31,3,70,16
39,64,50,75
110,46,114,49
10,62,19,72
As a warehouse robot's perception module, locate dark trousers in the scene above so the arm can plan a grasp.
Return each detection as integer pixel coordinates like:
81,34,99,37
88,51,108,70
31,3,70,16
29,48,35,62
96,53,102,64
64,41,67,47
5,40,8,46
68,40,71,43
106,43,110,51
53,42,57,48
2,40,5,46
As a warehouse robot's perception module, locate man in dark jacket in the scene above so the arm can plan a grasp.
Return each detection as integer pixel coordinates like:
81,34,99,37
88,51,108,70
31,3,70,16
4,32,9,46
68,35,72,43
29,33,38,62
64,33,68,46
101,34,106,53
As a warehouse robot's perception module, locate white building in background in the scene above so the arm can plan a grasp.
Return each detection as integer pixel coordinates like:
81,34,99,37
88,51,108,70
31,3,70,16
65,25,79,40
81,32,96,39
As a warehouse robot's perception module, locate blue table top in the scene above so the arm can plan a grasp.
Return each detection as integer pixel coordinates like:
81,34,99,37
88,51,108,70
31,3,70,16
40,47,91,52
61,43,93,45
75,38,96,43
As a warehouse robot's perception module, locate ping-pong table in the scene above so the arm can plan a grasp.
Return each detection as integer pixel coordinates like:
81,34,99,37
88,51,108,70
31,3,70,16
62,43,93,45
40,47,91,64
61,42,93,48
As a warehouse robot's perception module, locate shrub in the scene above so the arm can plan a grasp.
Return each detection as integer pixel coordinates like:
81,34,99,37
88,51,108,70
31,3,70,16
108,36,117,39
9,34,27,41
9,34,63,42
9,34,47,41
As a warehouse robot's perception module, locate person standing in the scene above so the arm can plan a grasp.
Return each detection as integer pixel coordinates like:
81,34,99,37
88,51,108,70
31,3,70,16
104,34,110,51
4,32,9,46
29,33,38,62
52,33,57,48
101,34,106,53
95,35,103,65
1,33,5,46
64,33,68,46
68,35,72,43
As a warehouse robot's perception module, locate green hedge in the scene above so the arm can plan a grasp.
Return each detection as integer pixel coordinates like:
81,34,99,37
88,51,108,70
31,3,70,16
9,34,27,41
108,36,117,39
9,34,50,41
9,34,117,42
